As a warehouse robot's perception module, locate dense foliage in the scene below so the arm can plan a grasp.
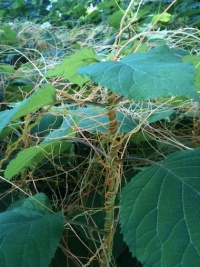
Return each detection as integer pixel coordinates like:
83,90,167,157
0,0,200,266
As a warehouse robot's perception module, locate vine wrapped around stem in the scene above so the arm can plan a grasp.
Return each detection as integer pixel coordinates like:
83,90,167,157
99,93,123,266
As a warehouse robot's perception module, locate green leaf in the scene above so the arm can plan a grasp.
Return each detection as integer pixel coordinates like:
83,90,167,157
63,103,174,134
45,48,97,86
108,10,124,28
122,40,147,56
73,4,87,17
4,141,72,180
42,116,76,142
7,192,52,215
182,55,200,91
0,193,64,267
120,148,200,267
30,114,63,138
5,78,35,102
151,12,172,23
63,105,137,133
78,45,199,103
13,84,56,119
0,122,21,140
0,84,56,134
12,0,25,9
5,114,76,179
0,64,15,74
69,106,110,133
0,25,18,45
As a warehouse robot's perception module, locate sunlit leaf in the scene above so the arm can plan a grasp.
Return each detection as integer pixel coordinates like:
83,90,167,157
151,12,172,23
45,48,97,86
0,25,18,45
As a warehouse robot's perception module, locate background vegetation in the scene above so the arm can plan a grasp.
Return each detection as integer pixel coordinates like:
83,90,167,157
0,0,200,266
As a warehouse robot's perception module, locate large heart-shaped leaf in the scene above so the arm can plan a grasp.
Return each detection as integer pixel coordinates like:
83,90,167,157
0,193,64,267
120,148,200,267
78,45,199,103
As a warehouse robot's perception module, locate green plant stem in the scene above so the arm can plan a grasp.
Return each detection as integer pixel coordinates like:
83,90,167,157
99,92,122,266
